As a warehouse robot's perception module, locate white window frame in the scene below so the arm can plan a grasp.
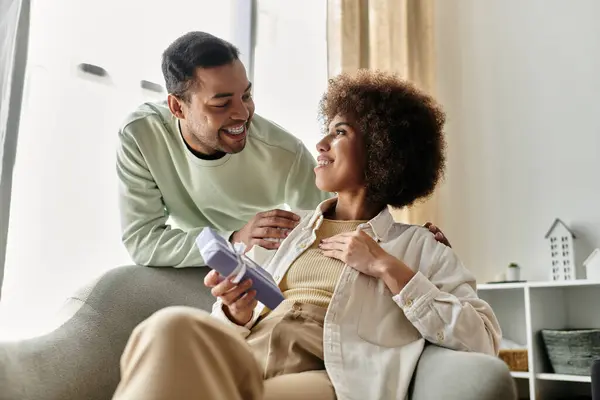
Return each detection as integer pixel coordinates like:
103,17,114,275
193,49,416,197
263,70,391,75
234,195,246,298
232,0,256,83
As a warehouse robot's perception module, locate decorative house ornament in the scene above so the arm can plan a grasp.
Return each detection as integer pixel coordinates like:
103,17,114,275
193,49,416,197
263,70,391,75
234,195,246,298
583,248,600,281
545,218,576,281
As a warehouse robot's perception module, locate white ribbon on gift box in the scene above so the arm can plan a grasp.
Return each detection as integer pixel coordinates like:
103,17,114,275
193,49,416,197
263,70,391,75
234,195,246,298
229,242,251,284
201,239,259,284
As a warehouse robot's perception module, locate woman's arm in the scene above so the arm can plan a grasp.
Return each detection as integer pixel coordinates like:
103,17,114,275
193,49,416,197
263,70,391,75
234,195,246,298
376,247,501,356
319,226,500,355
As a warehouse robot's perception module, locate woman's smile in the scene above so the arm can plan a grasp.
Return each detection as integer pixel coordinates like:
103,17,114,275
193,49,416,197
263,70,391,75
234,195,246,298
315,155,334,170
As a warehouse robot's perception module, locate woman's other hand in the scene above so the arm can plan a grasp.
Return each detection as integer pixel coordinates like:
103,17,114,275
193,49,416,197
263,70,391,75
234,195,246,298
318,230,403,277
319,230,415,295
204,270,257,326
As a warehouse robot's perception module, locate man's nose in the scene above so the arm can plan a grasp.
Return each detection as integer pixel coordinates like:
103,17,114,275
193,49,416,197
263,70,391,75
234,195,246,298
231,100,250,120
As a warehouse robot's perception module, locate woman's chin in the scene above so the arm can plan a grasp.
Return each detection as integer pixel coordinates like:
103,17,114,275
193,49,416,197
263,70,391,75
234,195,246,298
315,179,336,194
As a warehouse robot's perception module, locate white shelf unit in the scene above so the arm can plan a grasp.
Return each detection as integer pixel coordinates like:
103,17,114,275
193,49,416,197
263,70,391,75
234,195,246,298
477,280,600,400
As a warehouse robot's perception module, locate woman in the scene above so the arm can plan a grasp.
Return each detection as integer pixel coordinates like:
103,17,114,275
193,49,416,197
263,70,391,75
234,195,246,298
112,70,501,400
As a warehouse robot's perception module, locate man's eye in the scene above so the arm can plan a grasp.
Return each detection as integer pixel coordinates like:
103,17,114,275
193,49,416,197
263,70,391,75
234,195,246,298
336,129,346,135
213,102,229,108
242,93,253,101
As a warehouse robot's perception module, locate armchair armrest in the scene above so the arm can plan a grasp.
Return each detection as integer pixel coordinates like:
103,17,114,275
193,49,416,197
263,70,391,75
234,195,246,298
0,265,214,400
410,345,517,400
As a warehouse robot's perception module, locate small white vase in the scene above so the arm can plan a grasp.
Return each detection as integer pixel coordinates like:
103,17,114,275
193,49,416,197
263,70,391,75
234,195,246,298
506,267,520,281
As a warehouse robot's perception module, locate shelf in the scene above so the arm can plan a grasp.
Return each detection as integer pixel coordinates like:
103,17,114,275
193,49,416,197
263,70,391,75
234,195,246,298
535,373,591,383
477,279,600,291
511,371,530,379
480,277,600,398
528,279,600,288
478,282,526,290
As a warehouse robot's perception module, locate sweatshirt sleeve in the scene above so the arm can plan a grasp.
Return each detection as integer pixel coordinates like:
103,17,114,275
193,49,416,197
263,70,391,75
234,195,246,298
116,127,233,267
393,238,502,356
284,141,332,210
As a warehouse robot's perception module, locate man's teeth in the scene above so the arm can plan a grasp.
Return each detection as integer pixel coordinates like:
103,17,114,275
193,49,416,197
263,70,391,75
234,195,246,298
224,125,245,135
318,160,332,166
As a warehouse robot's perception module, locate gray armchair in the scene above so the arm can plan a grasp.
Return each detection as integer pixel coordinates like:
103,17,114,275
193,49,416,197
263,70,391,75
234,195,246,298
0,265,517,400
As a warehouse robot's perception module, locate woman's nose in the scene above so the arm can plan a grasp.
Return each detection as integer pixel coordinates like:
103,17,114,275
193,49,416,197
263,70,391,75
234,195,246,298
316,136,330,153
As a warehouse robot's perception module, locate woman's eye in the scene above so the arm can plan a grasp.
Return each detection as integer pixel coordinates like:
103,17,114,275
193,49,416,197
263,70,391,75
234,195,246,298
242,93,253,101
213,102,229,109
336,129,346,136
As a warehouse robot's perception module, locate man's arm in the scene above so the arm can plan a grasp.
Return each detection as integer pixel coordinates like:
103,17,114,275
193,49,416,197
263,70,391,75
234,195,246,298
116,128,233,267
284,142,332,210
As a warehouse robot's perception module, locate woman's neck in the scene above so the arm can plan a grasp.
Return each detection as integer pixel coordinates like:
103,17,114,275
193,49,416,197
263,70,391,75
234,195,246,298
325,192,384,221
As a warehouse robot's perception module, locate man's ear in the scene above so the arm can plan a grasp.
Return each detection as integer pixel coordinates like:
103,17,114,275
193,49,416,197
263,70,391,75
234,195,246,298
167,94,186,119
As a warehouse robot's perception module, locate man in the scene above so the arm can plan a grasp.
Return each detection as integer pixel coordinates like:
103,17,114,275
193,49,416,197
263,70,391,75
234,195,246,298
116,31,449,267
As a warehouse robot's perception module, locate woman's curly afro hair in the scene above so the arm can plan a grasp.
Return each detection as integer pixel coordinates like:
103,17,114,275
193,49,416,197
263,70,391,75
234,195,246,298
318,70,446,209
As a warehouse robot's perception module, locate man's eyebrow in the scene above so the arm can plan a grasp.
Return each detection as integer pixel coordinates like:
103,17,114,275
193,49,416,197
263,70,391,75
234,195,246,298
211,82,252,99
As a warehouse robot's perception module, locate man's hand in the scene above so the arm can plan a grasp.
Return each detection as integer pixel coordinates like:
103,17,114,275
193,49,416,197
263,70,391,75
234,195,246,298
231,209,300,250
424,222,451,247
204,270,257,326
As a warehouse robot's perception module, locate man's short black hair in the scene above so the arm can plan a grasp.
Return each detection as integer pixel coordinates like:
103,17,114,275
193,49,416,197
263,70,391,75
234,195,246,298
161,31,240,100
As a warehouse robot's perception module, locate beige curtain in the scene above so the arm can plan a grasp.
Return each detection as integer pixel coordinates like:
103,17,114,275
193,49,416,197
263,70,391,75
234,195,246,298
326,0,438,225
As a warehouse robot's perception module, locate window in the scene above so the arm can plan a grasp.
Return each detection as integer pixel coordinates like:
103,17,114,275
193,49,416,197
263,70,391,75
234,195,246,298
0,0,251,340
253,0,328,157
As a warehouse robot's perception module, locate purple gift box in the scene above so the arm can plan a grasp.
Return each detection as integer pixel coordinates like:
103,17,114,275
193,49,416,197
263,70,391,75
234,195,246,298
196,227,285,310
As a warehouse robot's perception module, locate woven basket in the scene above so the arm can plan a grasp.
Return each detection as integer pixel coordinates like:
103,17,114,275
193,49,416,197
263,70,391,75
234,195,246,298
540,329,600,375
499,349,528,372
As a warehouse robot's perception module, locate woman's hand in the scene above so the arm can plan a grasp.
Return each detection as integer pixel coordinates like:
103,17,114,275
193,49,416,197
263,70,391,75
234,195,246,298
204,270,257,326
319,230,387,277
319,230,415,294
318,230,408,278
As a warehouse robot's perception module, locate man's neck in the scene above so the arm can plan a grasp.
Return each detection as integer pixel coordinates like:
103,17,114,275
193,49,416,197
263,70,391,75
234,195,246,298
179,121,226,160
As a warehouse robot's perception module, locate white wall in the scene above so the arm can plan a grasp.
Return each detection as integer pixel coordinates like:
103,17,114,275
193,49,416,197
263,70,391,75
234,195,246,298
435,0,600,283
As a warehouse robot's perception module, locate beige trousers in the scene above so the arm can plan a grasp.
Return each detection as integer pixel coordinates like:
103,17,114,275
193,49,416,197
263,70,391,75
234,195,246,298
112,302,336,400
